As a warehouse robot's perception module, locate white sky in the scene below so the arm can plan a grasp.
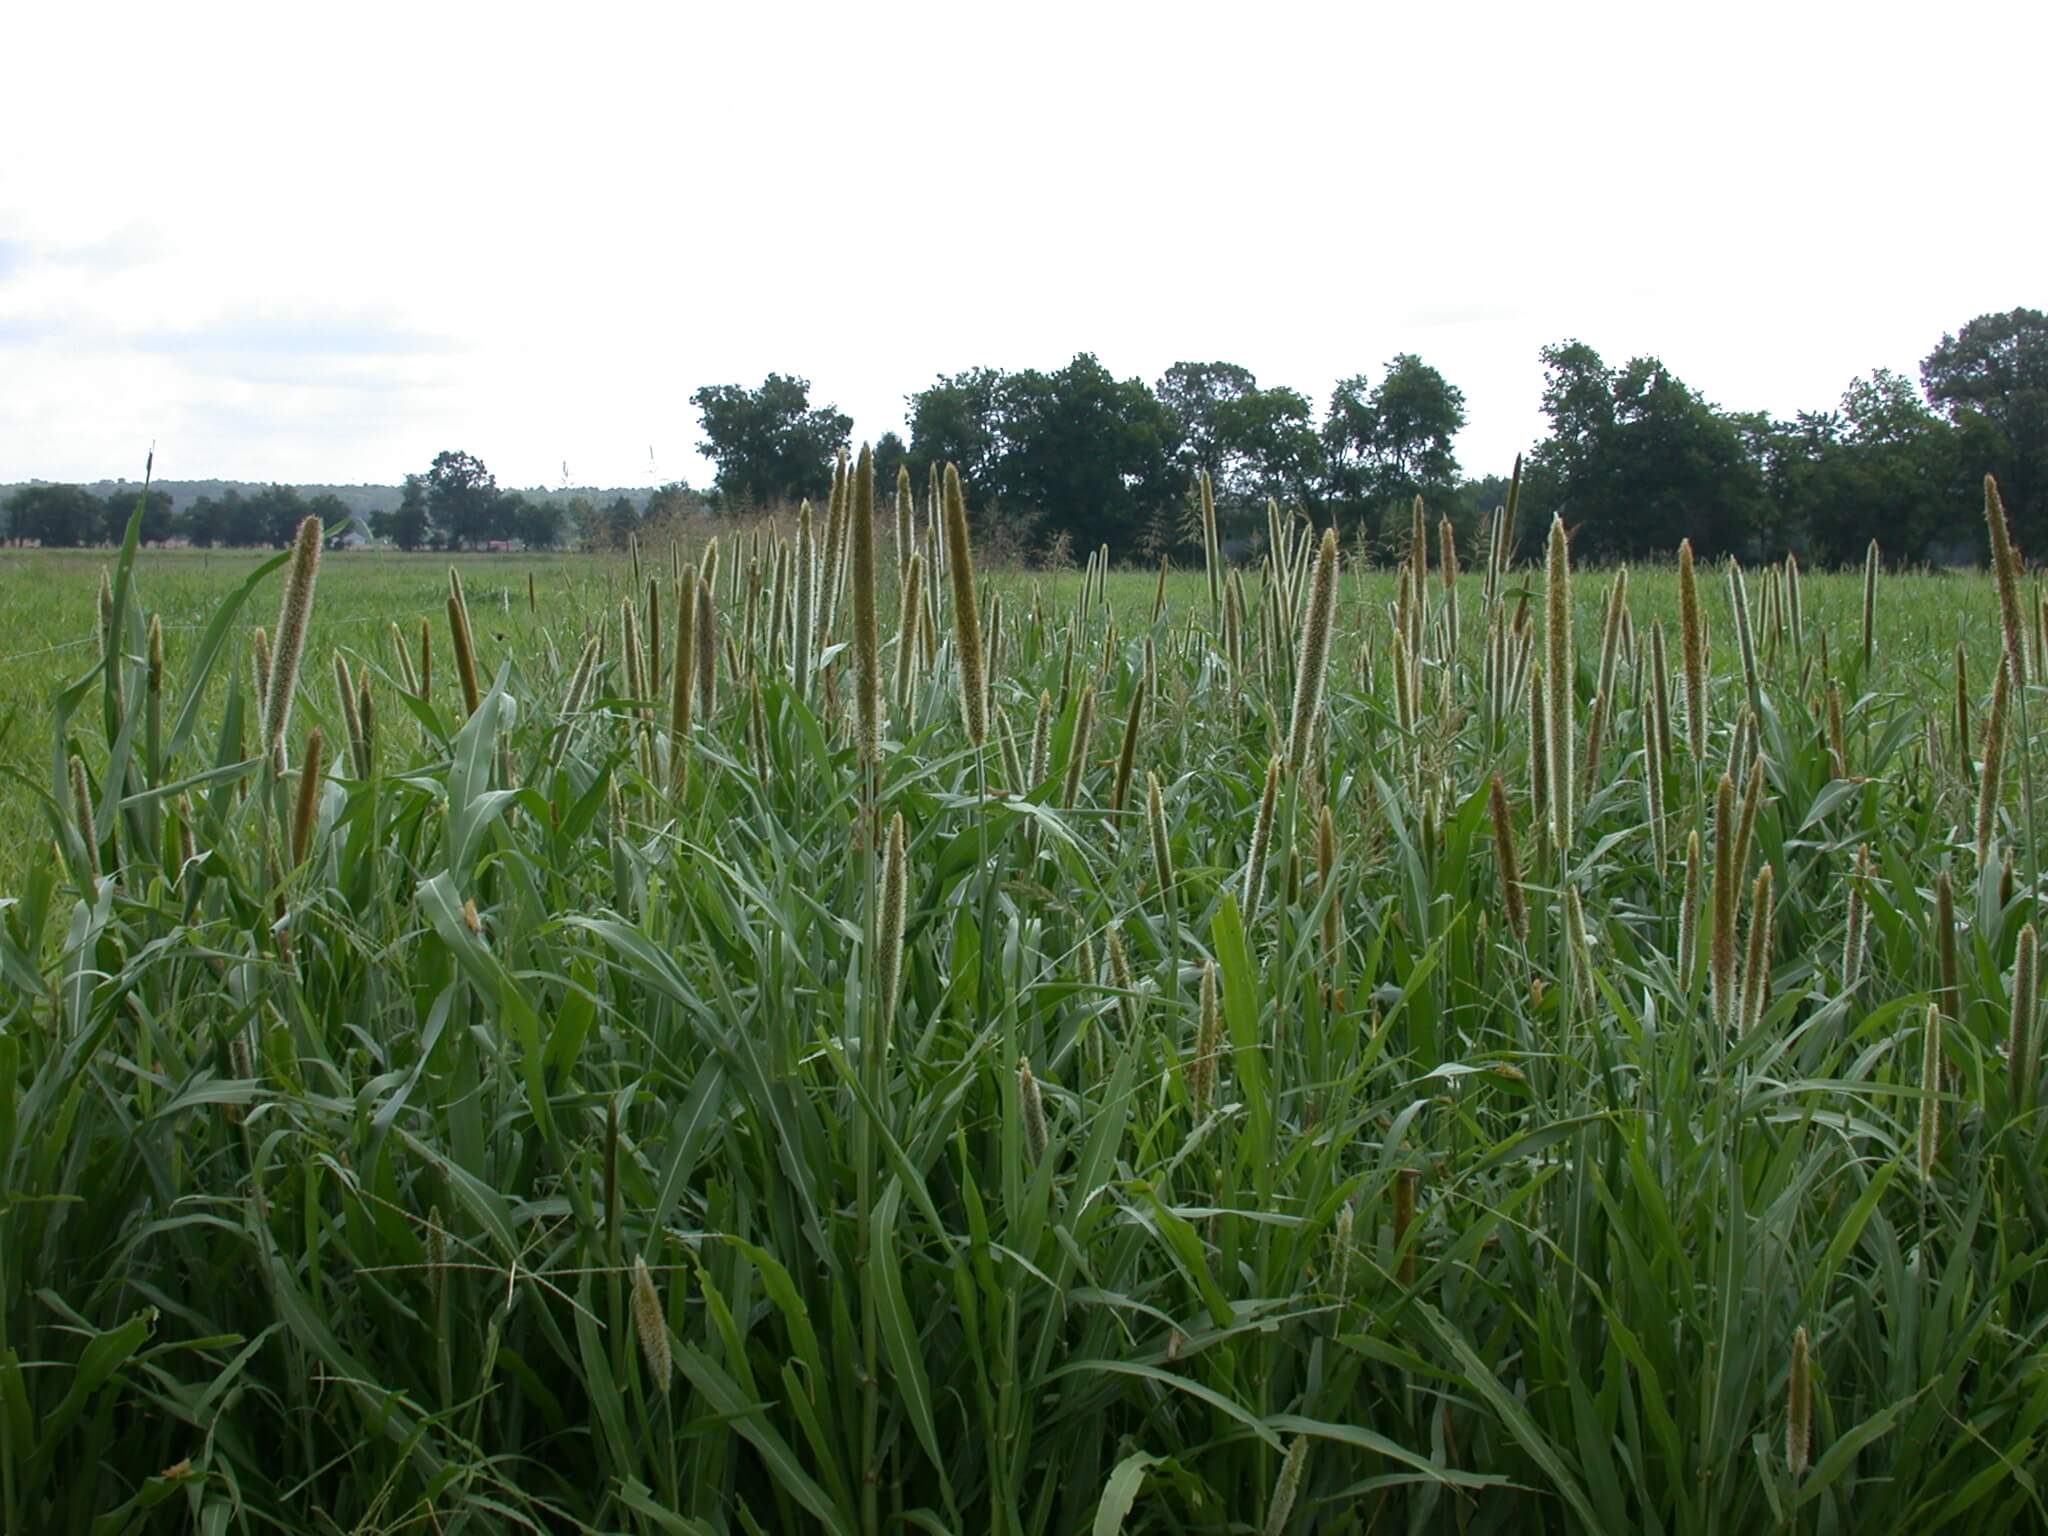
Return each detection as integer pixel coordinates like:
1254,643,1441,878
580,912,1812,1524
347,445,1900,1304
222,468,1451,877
2,1,2040,491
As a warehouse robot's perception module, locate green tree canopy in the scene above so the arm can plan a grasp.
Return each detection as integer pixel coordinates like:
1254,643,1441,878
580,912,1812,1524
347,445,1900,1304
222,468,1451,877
905,367,1007,498
426,451,500,549
182,488,268,547
305,493,353,546
6,484,101,547
691,375,851,509
1321,355,1466,543
101,487,174,545
1922,308,2048,548
1757,371,1994,564
1156,361,1323,520
369,475,433,551
871,432,908,498
997,354,1180,555
1521,342,1761,561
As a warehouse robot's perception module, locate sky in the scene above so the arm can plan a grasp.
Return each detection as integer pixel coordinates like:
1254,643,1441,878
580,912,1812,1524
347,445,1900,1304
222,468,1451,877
1,0,2041,492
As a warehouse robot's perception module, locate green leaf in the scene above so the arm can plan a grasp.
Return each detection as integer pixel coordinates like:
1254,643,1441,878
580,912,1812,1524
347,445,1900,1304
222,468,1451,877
1093,1451,1162,1535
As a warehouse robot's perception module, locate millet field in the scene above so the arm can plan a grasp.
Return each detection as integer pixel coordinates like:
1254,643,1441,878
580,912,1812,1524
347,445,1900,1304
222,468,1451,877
4,461,2048,1534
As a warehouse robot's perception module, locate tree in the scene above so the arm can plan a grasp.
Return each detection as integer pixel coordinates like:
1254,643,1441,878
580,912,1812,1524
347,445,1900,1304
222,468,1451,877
244,485,309,548
642,482,702,529
181,495,222,548
1519,342,1762,561
426,451,500,549
871,432,908,498
184,487,269,547
1156,362,1323,520
1757,371,1991,564
101,487,174,545
305,492,352,546
906,368,1007,502
691,375,851,509
586,495,641,552
562,494,597,549
993,354,1181,557
371,475,432,551
1219,384,1324,515
1157,361,1259,490
509,495,564,550
1922,308,2048,548
1321,356,1467,546
5,484,100,547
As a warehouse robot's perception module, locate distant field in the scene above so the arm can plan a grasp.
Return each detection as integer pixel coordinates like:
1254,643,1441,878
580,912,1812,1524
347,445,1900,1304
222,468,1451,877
0,546,1197,887
3,523,2044,1532
0,545,2006,885
0,548,595,890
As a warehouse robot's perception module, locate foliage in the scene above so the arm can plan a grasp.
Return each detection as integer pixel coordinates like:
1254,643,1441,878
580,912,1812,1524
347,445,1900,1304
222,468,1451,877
905,366,1008,497
371,474,433,551
4,506,2047,1532
996,354,1182,554
1759,371,1998,564
4,483,102,546
692,374,852,509
100,487,173,545
1519,342,1763,560
1156,362,1323,523
426,449,501,549
1922,308,2048,549
1322,354,1468,541
908,355,1184,556
871,431,908,494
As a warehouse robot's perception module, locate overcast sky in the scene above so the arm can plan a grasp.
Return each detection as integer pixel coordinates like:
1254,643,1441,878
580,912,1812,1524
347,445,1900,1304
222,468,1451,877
2,1,2040,492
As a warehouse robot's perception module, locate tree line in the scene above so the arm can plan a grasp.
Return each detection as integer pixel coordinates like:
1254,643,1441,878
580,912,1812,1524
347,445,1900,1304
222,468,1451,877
690,308,2044,566
6,308,2040,564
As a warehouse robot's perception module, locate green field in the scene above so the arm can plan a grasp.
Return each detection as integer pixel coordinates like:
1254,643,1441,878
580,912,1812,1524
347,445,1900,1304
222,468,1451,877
2,501,2044,1533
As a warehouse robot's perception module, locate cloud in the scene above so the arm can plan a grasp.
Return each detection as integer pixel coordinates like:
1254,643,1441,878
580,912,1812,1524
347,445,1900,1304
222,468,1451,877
0,297,458,387
133,312,451,363
114,311,464,397
0,315,57,346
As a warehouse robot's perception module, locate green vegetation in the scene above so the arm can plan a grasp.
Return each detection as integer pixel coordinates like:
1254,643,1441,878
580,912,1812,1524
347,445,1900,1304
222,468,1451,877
8,307,2043,566
3,464,2048,1532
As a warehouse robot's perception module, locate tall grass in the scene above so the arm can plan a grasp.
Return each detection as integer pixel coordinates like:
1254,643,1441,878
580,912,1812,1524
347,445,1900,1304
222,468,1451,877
2,491,2047,1533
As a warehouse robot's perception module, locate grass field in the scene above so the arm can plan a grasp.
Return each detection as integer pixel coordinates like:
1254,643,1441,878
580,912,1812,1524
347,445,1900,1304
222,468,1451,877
3,487,2046,1534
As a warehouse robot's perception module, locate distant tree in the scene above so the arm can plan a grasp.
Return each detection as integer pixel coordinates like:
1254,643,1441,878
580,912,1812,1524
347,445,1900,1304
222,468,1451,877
182,487,266,547
691,375,851,509
1759,370,1992,564
221,489,271,547
1156,362,1323,522
305,492,352,546
587,495,641,551
561,494,597,548
994,354,1181,557
1157,361,1260,490
243,485,309,548
1922,308,2048,547
181,495,221,548
642,482,702,527
905,368,1007,500
101,487,174,545
370,474,433,551
1217,384,1323,515
6,484,100,547
1322,355,1466,545
425,451,500,549
509,494,564,550
871,432,908,498
1519,341,1761,561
